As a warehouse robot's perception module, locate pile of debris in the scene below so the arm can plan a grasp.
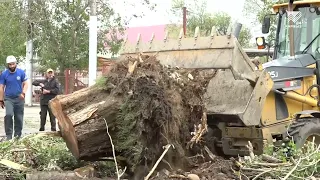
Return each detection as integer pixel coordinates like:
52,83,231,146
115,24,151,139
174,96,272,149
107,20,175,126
0,133,106,180
48,54,220,178
1,54,319,180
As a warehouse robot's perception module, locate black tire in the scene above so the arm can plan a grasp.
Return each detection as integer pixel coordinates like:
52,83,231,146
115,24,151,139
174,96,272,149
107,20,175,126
204,126,224,156
287,117,320,149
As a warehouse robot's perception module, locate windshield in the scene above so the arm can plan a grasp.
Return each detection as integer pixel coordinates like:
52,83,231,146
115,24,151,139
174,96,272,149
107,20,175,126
277,7,320,59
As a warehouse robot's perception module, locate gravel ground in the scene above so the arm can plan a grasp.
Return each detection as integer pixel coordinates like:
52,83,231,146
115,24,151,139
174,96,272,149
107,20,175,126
0,105,59,138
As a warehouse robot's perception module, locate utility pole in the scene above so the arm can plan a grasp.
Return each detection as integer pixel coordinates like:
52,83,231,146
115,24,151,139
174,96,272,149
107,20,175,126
183,7,187,37
25,0,33,106
88,0,97,86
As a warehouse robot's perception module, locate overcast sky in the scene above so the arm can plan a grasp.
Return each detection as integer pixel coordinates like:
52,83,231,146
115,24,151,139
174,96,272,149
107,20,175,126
110,0,263,42
112,0,251,26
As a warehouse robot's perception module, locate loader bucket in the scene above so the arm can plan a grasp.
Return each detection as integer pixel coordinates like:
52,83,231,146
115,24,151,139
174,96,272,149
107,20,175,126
118,27,273,126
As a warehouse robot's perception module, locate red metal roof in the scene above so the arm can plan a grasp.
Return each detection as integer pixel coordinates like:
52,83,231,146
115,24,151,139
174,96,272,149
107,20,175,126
104,25,166,49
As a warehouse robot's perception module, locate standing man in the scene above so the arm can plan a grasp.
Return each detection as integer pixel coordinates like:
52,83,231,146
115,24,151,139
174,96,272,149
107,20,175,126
0,55,28,140
32,68,59,131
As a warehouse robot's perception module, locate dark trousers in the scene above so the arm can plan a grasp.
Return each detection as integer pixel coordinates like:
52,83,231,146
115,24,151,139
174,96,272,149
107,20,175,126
4,97,24,140
39,104,56,131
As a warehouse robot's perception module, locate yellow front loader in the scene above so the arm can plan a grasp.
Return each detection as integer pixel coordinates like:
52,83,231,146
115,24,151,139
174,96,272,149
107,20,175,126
118,0,320,156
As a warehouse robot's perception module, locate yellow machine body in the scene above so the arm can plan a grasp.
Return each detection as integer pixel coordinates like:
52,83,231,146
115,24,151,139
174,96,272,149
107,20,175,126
118,0,320,156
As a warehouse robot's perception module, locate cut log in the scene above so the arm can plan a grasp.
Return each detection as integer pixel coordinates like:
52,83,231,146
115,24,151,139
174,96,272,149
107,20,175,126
49,54,217,175
50,93,121,160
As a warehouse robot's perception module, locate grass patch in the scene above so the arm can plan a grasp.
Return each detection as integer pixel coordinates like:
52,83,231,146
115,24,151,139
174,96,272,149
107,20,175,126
0,135,81,171
239,140,320,179
0,134,118,179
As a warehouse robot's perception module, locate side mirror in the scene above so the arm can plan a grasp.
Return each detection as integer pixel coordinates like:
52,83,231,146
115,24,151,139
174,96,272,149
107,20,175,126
262,16,271,34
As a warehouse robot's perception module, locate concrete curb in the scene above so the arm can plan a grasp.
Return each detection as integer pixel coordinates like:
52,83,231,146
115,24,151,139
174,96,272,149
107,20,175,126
24,104,40,107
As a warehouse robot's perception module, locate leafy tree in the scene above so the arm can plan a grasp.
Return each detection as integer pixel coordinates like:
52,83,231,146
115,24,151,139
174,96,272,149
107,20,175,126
28,0,116,71
243,0,302,45
0,0,154,94
0,0,155,71
0,1,28,65
239,26,252,48
168,0,252,47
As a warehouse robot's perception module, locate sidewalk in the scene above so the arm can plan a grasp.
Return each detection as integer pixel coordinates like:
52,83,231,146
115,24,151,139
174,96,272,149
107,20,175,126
25,103,40,107
0,106,58,137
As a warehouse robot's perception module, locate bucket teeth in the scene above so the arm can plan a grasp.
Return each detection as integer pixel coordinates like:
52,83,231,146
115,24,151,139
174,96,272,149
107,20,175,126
119,27,248,61
150,32,155,42
136,33,141,44
210,26,216,37
164,30,168,42
179,28,184,39
123,34,128,44
227,25,232,38
194,26,200,38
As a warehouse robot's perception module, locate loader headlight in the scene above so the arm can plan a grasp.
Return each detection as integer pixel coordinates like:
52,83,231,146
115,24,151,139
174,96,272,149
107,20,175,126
256,37,264,46
256,37,266,49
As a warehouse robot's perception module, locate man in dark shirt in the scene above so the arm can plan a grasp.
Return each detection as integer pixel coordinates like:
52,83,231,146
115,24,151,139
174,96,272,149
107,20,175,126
32,68,60,131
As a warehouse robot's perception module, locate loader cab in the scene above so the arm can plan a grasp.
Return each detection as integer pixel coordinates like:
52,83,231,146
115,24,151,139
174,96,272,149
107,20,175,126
259,2,320,61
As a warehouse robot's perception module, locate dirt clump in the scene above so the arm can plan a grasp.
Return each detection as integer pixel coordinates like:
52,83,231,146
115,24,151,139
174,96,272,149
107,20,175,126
150,157,238,180
107,54,218,176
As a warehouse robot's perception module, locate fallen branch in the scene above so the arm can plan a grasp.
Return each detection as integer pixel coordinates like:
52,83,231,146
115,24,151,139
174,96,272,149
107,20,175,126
252,162,292,167
242,167,272,172
246,141,255,162
0,159,30,171
204,145,216,160
261,154,282,163
9,148,31,152
238,140,320,179
188,112,208,148
144,144,173,180
252,169,273,180
104,118,122,180
119,166,127,178
169,174,188,179
126,60,138,77
282,158,301,180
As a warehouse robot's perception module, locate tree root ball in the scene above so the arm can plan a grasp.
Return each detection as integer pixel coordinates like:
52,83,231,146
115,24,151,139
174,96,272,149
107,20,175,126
49,54,217,177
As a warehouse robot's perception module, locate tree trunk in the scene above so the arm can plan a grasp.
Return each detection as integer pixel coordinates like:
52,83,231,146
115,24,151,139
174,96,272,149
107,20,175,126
49,85,121,160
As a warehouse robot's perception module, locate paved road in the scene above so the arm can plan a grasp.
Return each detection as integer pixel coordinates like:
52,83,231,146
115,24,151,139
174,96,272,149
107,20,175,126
0,105,59,137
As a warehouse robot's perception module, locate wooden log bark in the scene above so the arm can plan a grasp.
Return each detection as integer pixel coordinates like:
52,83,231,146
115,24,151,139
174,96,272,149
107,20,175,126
49,87,121,160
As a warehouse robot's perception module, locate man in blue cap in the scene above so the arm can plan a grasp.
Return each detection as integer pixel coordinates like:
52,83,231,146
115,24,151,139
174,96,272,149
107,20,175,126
0,55,28,140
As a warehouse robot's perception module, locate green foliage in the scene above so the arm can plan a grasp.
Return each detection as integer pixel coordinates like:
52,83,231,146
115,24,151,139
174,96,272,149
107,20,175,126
115,98,143,168
0,135,83,177
239,26,252,48
0,135,121,178
243,0,303,44
95,76,108,88
0,1,27,66
0,0,155,71
94,161,117,177
169,0,252,47
245,140,320,179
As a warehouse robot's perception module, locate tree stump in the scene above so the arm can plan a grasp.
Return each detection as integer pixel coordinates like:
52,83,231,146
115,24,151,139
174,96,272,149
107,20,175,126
49,54,217,174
